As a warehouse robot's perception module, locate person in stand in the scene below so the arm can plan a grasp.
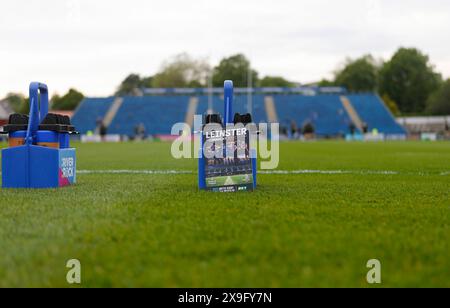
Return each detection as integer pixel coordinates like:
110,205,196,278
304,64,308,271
99,121,107,142
349,122,356,136
290,120,298,139
362,122,369,134
134,123,146,141
444,119,450,139
302,122,315,140
280,125,288,138
95,117,102,132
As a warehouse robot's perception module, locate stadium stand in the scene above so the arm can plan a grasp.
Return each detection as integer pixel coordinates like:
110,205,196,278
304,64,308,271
71,97,115,134
197,95,268,124
108,96,191,136
275,95,352,136
346,94,406,135
72,89,406,138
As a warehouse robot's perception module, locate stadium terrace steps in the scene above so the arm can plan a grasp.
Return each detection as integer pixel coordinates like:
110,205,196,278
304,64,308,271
185,97,199,128
265,96,279,123
340,96,364,132
103,97,124,128
71,97,115,134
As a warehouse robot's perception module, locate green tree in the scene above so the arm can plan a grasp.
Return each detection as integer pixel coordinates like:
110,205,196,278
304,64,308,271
3,93,25,113
116,74,155,96
212,54,258,88
317,79,336,87
379,48,442,114
334,55,379,92
18,98,30,115
152,53,210,88
140,76,154,88
116,74,144,96
51,94,61,106
259,76,293,87
51,89,84,111
426,79,450,115
382,94,401,116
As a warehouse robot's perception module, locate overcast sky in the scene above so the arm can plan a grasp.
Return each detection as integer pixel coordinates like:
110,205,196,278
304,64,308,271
1,0,450,97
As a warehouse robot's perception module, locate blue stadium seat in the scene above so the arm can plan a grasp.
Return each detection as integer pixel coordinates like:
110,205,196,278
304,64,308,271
197,95,268,124
347,94,406,135
71,93,406,138
71,97,115,134
274,95,352,136
108,96,190,136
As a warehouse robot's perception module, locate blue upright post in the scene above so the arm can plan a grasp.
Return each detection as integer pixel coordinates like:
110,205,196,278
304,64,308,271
224,80,234,125
252,149,257,188
198,139,206,190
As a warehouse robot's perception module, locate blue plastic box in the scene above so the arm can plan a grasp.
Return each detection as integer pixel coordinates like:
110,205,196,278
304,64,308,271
1,83,77,189
198,81,257,191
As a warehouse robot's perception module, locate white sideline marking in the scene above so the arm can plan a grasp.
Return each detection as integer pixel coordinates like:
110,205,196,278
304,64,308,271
0,170,446,176
75,169,450,176
259,170,399,175
77,170,193,175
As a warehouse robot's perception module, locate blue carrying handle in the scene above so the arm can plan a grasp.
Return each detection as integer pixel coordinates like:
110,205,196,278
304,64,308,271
25,82,49,145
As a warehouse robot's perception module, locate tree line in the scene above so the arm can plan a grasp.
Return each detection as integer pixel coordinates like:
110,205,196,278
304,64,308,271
115,53,294,96
2,48,449,115
116,49,449,116
2,89,84,114
318,48,446,115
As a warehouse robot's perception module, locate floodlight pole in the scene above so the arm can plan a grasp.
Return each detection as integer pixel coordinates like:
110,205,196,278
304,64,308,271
208,73,213,114
247,67,253,114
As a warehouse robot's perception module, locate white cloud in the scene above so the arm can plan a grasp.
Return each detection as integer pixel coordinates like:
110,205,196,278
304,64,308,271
1,0,449,97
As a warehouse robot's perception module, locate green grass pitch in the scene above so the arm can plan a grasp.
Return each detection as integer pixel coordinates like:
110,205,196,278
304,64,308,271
0,141,449,287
